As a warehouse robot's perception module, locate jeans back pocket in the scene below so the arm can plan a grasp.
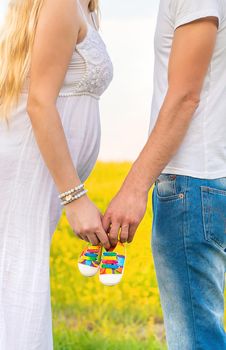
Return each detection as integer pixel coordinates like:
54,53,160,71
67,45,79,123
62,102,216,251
201,186,226,251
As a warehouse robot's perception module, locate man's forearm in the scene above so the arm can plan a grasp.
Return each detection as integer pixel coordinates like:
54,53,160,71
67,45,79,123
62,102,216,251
124,90,200,193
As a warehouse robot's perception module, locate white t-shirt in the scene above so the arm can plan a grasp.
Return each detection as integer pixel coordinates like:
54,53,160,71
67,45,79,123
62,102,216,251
149,0,226,179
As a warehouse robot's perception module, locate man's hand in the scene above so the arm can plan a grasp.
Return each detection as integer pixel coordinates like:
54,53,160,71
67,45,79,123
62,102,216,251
102,182,148,247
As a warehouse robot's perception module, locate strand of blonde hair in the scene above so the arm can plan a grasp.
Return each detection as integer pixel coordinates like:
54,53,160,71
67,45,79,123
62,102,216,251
0,0,45,123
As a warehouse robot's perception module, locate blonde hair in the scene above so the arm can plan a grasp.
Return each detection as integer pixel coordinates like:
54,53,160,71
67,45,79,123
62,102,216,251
0,0,99,122
89,0,99,12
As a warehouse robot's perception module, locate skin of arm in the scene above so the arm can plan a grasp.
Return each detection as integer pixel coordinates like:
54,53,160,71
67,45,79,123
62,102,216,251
103,17,218,247
27,0,110,248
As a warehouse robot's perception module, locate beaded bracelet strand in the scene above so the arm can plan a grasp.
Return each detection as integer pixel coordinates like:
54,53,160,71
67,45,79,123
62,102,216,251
58,183,84,200
60,189,88,206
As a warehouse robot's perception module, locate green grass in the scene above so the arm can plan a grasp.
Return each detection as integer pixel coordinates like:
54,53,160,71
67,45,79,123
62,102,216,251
54,329,166,350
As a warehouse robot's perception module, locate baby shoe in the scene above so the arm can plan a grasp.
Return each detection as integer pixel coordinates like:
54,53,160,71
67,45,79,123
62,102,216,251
78,243,102,277
99,241,126,286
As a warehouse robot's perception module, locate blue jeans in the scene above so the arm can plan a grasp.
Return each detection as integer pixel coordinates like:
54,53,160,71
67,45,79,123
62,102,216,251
151,173,226,350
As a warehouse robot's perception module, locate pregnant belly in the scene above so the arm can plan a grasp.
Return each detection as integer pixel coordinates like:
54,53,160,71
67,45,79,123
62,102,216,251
57,95,101,182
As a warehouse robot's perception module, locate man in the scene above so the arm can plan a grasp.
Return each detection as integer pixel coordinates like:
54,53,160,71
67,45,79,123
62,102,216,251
103,0,226,348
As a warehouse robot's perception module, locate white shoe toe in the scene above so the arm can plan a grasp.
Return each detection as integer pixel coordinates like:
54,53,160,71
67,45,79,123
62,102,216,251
78,263,99,277
99,273,123,286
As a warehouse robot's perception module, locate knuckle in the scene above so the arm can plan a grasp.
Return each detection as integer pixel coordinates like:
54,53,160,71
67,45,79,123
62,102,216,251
124,217,130,224
111,214,120,223
117,216,123,223
106,210,113,218
109,232,117,238
86,226,96,234
93,225,99,232
80,225,89,234
131,218,139,226
80,229,87,236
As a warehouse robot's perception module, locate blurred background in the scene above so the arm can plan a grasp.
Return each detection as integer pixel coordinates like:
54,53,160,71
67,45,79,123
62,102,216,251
99,0,159,161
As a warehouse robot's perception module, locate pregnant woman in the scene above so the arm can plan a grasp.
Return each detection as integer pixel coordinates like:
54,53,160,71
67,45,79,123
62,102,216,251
0,0,113,348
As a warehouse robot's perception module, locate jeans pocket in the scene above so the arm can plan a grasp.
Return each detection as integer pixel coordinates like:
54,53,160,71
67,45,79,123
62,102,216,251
156,173,185,201
201,186,226,251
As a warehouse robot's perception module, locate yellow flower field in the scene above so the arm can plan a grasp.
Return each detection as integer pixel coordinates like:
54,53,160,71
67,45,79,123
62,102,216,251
50,162,226,350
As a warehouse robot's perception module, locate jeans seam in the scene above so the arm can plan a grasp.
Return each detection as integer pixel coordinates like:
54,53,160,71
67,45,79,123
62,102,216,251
183,176,198,350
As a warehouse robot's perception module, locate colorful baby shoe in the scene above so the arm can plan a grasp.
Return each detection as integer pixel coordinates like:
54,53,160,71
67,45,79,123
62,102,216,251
99,241,126,286
78,244,102,277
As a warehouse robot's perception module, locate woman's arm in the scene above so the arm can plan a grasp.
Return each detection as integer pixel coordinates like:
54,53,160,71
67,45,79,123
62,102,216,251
27,0,81,192
103,17,218,247
27,0,110,248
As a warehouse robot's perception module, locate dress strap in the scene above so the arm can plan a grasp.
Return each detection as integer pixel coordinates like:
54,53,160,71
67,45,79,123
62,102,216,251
90,12,99,31
77,0,88,23
77,0,99,31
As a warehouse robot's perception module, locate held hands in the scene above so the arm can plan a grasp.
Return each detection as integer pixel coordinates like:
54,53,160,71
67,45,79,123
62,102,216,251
102,183,148,247
65,194,111,250
65,178,149,248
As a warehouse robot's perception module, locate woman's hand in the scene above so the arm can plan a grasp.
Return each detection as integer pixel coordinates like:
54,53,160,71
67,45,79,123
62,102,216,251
65,195,111,249
102,184,148,247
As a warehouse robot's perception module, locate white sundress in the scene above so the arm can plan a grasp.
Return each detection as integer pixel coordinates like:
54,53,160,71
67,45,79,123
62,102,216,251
0,7,113,350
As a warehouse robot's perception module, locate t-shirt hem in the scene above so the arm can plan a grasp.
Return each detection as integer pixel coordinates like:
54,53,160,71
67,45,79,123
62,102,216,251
174,9,222,30
161,166,226,180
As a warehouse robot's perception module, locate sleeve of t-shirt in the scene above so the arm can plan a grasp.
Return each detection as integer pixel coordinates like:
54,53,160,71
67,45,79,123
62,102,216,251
170,0,224,30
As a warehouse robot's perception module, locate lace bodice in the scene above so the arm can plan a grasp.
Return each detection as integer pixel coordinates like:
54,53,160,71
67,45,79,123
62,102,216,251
58,24,113,99
21,22,113,100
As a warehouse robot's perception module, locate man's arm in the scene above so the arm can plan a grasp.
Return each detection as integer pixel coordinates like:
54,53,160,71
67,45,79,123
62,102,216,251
103,17,218,246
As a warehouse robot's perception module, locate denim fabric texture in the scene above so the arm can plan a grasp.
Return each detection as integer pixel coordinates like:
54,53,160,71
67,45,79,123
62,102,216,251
151,173,226,350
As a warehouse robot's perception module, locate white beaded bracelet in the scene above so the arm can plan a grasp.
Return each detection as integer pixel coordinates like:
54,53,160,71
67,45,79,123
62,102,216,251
60,189,88,206
58,183,84,200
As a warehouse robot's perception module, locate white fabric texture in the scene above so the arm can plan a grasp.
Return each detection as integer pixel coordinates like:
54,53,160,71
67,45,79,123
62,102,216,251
0,13,113,350
149,0,226,179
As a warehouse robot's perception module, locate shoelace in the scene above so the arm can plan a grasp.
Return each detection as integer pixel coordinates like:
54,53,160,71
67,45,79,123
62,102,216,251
101,251,119,269
84,246,100,262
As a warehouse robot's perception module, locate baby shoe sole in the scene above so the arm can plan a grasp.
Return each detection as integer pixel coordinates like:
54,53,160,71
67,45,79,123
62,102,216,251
78,263,99,277
99,272,124,286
